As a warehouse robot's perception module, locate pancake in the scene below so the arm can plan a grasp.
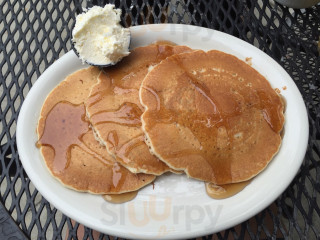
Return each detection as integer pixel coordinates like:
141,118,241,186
37,67,155,194
85,44,191,175
140,50,285,184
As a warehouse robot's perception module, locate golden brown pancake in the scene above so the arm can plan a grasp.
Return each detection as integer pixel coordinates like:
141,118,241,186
37,67,155,194
140,50,285,184
85,44,191,175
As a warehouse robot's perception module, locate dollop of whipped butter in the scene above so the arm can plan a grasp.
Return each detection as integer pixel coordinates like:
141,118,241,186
72,4,130,65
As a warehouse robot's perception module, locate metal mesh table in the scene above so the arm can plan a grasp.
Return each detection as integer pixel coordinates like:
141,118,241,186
0,0,319,239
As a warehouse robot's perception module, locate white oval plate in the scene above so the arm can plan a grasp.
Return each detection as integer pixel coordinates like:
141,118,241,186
17,24,308,239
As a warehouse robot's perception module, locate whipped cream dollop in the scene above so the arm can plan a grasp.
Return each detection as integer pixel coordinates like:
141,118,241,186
72,4,130,65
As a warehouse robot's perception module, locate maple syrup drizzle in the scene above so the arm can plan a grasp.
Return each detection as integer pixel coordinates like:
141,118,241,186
205,180,251,199
150,56,283,135
115,135,145,164
36,101,127,190
152,40,177,46
113,86,137,95
86,73,113,108
256,89,283,133
103,191,138,203
141,52,284,183
91,102,142,127
85,44,190,165
106,130,119,149
86,91,105,108
112,162,123,188
141,86,161,111
191,79,219,115
178,58,242,120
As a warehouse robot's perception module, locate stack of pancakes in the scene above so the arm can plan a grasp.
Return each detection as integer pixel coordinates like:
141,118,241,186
37,43,285,200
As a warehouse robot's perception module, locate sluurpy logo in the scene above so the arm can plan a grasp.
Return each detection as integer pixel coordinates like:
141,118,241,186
131,24,214,43
100,195,222,238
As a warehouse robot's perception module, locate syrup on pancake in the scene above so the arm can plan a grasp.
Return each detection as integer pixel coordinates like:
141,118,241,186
140,50,285,185
37,67,155,194
85,44,192,175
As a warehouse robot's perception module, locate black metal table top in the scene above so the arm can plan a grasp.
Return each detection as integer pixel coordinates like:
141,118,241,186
1,0,319,239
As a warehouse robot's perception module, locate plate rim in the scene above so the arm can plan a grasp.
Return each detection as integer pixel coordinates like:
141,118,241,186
16,23,309,239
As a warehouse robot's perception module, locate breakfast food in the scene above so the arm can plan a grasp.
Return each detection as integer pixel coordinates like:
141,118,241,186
85,44,191,175
36,42,284,200
140,50,285,184
36,67,155,194
72,4,130,65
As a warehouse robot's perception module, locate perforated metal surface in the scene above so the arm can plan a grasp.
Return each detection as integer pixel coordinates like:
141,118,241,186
0,0,319,239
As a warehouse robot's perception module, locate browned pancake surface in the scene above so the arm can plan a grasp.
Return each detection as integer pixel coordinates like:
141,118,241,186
37,67,155,194
85,45,191,175
140,50,285,184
